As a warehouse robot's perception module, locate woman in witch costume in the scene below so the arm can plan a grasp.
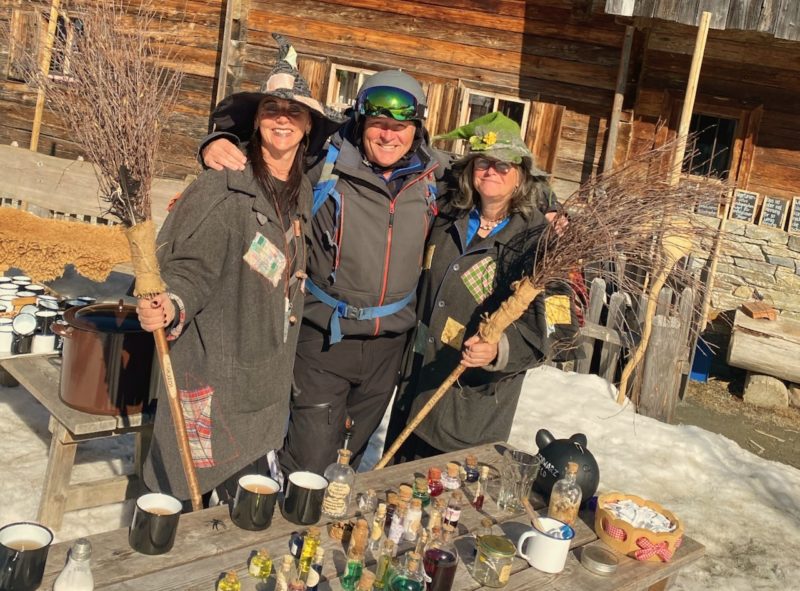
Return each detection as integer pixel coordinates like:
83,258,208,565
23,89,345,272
387,112,578,461
136,35,341,503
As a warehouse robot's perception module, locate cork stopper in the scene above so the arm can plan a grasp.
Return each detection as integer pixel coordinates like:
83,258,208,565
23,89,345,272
398,484,413,502
257,548,270,559
428,467,442,480
314,546,325,561
435,497,447,510
338,449,353,463
356,570,377,590
224,571,239,582
566,461,579,474
410,498,423,510
352,518,369,551
307,525,320,538
466,454,478,467
414,476,428,490
446,462,460,478
387,491,399,506
406,551,421,572
376,502,387,517
480,465,490,478
281,554,295,570
451,490,463,502
442,524,455,540
481,517,493,528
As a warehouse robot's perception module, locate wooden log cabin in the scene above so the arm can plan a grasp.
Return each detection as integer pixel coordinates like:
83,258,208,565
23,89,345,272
2,0,800,229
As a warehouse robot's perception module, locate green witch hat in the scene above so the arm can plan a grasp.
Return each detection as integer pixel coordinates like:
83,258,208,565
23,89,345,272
436,112,545,174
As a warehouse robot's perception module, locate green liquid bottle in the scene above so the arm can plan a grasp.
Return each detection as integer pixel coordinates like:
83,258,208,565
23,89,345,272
217,571,241,591
340,556,364,591
373,538,396,590
387,553,424,591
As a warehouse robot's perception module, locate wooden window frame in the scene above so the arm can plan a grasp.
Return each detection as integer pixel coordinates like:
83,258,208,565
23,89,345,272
326,64,376,114
453,88,531,155
7,8,40,82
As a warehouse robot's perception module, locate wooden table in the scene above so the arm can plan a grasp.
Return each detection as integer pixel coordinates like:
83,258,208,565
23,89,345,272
0,354,153,530
39,443,703,590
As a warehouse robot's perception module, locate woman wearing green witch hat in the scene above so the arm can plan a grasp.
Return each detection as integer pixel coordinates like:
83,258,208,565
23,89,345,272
386,112,578,460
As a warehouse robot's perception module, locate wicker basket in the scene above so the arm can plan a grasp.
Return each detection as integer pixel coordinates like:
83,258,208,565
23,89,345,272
594,492,684,562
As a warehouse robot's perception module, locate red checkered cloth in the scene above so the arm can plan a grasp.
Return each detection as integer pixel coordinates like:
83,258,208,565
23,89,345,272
601,518,682,562
179,384,215,468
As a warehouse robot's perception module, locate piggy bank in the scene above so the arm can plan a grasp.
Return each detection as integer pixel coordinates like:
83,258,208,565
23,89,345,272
533,429,600,503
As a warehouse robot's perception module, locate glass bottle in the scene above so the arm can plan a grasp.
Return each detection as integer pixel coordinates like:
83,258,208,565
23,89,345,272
340,545,365,591
412,476,431,508
248,548,273,582
385,491,399,528
443,491,462,529
388,500,407,545
427,467,444,498
287,579,307,591
463,454,480,483
403,498,423,542
414,528,429,558
423,524,458,591
441,463,460,490
374,538,396,589
306,547,325,591
53,538,94,591
548,461,582,526
356,570,376,591
276,554,297,591
298,526,321,579
471,465,490,510
388,552,425,591
398,484,414,505
322,448,356,519
217,571,241,591
368,502,387,555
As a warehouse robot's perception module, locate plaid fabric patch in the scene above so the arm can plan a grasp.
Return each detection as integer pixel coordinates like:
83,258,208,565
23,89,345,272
461,257,496,304
180,384,215,468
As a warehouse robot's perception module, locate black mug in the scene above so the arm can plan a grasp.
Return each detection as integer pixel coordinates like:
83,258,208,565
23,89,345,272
230,475,280,531
0,522,54,591
128,493,182,555
35,311,57,336
281,471,328,525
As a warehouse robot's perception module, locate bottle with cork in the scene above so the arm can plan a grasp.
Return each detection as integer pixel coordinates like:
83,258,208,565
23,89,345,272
387,551,424,591
471,465,490,510
306,547,325,591
548,461,582,525
402,498,423,542
443,491,463,529
368,502,387,555
463,454,480,483
322,448,356,519
355,570,376,591
216,571,241,591
441,462,461,490
427,467,444,498
298,526,321,580
412,476,431,507
248,548,273,582
341,518,369,591
373,538,396,589
275,554,297,591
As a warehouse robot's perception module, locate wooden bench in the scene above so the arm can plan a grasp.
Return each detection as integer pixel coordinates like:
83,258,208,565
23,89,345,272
38,442,704,590
0,354,153,530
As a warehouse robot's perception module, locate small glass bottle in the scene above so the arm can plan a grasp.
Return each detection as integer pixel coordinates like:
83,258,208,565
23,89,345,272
472,465,490,510
385,491,399,528
423,524,459,591
368,502,387,555
388,500,407,545
217,571,241,591
441,463,461,490
548,461,582,526
287,579,307,591
356,570,376,591
248,548,273,582
427,467,444,498
298,526,321,579
413,527,429,558
275,554,297,591
463,454,480,483
412,476,431,508
443,491,462,529
53,538,94,591
374,538,397,589
403,498,423,542
388,552,425,591
306,547,325,591
322,448,356,519
340,545,365,591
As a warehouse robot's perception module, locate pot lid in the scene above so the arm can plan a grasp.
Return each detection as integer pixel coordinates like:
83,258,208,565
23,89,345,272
67,303,144,334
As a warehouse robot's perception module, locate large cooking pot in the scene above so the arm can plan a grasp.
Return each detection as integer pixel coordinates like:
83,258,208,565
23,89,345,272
53,302,155,416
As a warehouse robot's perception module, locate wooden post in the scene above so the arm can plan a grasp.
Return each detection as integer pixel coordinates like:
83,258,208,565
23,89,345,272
639,315,682,423
669,11,712,185
30,0,61,152
603,25,634,173
214,0,235,105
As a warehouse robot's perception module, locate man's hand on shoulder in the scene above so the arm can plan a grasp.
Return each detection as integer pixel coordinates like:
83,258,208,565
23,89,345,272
202,138,246,172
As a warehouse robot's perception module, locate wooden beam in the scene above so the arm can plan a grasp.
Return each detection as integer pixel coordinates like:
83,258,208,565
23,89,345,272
669,11,712,185
214,0,235,105
603,25,634,173
30,0,60,152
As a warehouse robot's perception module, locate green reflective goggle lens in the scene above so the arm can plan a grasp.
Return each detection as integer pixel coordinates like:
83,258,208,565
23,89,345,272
357,86,421,121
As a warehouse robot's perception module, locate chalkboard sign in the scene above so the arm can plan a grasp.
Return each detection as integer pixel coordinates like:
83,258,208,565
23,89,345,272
757,196,789,229
729,189,758,223
695,197,719,217
788,196,800,235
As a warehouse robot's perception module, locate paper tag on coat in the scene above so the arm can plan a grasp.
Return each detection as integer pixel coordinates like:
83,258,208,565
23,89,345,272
243,232,285,287
545,294,572,335
423,244,436,270
441,317,466,350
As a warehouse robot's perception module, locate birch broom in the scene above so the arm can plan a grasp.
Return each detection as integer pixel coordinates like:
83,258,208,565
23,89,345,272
23,0,202,509
375,139,729,469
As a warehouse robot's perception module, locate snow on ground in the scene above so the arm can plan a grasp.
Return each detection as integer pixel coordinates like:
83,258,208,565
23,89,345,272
2,365,798,590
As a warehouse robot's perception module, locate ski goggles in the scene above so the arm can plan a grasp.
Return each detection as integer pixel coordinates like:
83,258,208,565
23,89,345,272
356,86,426,121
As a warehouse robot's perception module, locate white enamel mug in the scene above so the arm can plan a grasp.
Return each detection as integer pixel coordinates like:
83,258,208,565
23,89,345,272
516,516,575,574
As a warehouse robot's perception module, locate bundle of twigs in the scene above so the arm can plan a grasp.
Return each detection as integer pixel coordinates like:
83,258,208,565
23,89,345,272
375,140,729,469
23,1,201,508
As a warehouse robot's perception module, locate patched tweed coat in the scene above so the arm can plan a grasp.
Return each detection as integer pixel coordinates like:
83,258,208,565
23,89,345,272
143,165,310,500
394,202,552,452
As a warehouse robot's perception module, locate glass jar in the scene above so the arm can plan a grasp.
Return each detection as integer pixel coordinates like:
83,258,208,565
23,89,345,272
322,449,356,519
471,535,515,588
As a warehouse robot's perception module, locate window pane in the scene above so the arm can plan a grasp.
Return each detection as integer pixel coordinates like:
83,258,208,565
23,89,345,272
335,70,359,107
466,93,493,122
684,113,736,179
497,99,525,128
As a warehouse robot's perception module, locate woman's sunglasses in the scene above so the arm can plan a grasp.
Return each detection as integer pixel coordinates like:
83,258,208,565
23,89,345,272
474,158,514,174
260,101,309,119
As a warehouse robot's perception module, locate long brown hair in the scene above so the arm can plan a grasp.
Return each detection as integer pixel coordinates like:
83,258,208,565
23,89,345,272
247,120,308,215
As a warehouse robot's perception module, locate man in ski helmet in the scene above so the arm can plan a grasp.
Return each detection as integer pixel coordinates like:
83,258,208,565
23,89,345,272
202,69,452,474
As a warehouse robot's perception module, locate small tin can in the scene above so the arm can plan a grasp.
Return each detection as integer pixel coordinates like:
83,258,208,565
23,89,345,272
580,545,619,576
472,534,515,588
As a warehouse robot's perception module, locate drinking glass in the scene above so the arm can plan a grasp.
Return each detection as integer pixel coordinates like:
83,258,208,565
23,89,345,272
497,449,541,513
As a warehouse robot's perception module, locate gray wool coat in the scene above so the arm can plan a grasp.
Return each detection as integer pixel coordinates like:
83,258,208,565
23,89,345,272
394,202,552,452
143,165,310,500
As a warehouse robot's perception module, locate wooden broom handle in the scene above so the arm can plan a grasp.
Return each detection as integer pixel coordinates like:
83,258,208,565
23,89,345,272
374,281,543,470
153,327,203,511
